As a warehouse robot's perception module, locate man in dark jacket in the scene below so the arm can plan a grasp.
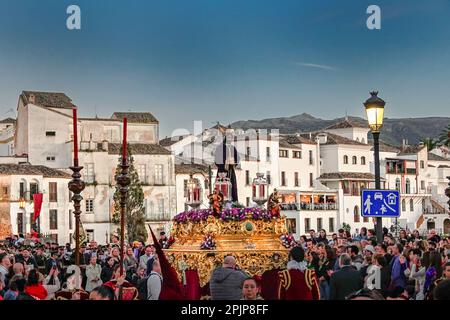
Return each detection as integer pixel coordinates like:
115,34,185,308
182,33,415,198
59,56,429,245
210,256,248,300
329,253,363,300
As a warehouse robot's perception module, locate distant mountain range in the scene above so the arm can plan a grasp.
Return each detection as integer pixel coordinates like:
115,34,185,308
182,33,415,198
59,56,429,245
231,113,450,146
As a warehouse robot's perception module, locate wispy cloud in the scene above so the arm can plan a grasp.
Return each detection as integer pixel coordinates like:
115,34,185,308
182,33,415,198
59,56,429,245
295,62,338,71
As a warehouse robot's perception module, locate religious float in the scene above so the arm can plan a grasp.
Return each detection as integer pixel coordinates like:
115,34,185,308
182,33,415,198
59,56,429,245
164,132,294,288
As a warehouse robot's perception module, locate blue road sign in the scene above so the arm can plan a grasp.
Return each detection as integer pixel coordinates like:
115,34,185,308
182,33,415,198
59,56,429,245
361,189,401,217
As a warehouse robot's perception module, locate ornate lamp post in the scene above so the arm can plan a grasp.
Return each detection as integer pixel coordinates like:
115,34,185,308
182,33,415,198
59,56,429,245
186,174,202,209
364,91,385,244
214,172,232,202
252,172,268,207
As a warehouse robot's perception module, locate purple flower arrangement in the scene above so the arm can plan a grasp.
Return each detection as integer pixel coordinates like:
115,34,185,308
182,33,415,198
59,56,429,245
280,233,295,248
173,207,274,223
200,233,216,250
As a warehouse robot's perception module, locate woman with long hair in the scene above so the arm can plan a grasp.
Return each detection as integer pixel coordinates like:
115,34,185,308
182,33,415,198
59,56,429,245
316,229,328,244
317,245,336,300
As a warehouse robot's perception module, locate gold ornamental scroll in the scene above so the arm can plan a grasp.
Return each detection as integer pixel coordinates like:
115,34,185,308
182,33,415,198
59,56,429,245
166,216,290,287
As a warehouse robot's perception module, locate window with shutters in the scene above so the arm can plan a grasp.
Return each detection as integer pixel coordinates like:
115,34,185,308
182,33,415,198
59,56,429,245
30,183,39,197
329,218,335,233
266,171,271,185
317,218,323,231
49,210,58,230
154,164,164,185
137,164,147,183
84,163,95,183
281,172,286,186
49,182,57,202
279,149,288,158
354,206,360,223
293,151,302,159
305,218,310,233
246,170,250,185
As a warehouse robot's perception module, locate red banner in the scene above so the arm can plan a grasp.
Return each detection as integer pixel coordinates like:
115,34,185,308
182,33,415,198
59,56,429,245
33,193,43,221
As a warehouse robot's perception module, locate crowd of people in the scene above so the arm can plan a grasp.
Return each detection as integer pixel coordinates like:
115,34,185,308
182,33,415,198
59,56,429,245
0,227,449,300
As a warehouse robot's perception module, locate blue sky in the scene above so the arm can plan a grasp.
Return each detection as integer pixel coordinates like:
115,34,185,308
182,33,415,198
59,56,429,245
0,0,449,137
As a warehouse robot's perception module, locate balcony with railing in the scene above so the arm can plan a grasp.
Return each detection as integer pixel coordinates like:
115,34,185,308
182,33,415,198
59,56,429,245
279,192,338,211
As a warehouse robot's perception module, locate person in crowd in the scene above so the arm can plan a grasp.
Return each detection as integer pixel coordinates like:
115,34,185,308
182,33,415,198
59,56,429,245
354,227,368,242
360,245,375,278
139,245,155,271
124,247,138,281
0,252,11,284
348,245,364,271
103,264,138,300
404,248,426,300
16,248,38,272
346,288,385,300
3,275,22,300
365,254,390,297
86,255,103,292
427,229,441,244
131,266,146,286
308,229,317,245
146,257,163,300
45,250,62,276
316,229,328,244
100,256,116,284
241,277,263,300
433,279,450,300
329,253,363,300
278,246,320,300
89,285,115,300
390,243,408,292
15,276,35,300
210,255,248,300
317,245,336,300
24,268,60,300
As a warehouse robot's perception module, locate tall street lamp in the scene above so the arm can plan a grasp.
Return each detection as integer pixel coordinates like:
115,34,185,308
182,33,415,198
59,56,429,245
364,91,385,244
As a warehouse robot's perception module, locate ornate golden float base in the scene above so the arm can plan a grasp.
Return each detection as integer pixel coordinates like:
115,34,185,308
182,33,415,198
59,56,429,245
166,215,290,287
165,249,289,287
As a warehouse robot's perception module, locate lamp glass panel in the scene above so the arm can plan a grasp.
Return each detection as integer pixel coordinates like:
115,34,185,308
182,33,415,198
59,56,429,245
365,106,384,132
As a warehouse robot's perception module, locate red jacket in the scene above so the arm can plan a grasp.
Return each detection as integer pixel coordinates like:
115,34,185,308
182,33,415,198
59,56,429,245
25,285,48,300
277,268,320,300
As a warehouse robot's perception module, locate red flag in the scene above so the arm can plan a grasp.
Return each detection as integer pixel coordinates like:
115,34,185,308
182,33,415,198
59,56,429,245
149,227,185,300
33,194,43,221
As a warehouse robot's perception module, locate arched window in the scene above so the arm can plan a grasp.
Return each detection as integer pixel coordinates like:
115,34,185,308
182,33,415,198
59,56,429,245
352,156,357,164
354,206,360,223
402,199,406,211
410,199,414,211
356,137,360,142
395,178,401,192
405,179,410,194
422,199,426,212
361,156,366,165
344,155,348,164
363,215,369,223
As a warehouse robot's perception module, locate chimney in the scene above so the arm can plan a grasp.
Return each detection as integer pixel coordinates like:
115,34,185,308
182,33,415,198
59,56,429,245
28,93,35,104
402,139,408,150
102,140,109,151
